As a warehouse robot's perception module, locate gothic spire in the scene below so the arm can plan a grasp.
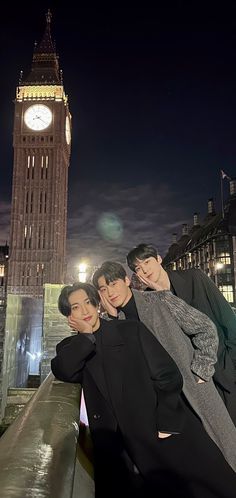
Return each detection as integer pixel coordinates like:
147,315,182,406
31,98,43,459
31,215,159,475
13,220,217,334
22,10,61,85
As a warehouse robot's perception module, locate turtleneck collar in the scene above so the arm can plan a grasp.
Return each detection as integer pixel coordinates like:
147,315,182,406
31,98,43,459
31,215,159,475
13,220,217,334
118,293,139,321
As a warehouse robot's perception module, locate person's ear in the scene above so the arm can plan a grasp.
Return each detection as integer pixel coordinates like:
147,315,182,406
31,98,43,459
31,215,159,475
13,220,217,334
125,276,131,287
157,255,162,264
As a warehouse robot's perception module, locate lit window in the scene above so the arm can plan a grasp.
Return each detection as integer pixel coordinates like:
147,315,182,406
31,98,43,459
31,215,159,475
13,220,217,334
0,265,4,277
219,285,234,303
219,253,231,265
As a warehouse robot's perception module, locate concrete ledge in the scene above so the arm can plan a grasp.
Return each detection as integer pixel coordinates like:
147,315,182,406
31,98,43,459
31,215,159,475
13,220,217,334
0,372,82,498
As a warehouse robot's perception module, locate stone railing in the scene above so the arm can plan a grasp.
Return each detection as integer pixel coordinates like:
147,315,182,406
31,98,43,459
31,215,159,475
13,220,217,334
0,372,83,498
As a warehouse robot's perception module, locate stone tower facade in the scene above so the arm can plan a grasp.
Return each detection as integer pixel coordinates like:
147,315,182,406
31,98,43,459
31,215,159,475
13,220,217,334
8,11,71,297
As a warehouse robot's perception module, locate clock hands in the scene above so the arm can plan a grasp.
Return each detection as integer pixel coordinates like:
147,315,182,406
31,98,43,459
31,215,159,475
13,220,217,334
33,115,47,125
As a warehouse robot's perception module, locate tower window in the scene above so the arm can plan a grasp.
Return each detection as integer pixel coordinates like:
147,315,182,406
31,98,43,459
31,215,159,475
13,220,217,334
25,191,29,213
39,192,43,214
41,156,44,179
24,225,27,249
38,226,41,249
42,226,46,249
45,155,49,179
28,225,32,249
30,192,33,213
27,156,30,179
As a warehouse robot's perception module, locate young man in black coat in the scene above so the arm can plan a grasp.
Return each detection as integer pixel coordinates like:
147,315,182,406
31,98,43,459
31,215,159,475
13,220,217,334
51,283,236,498
126,243,236,416
51,283,186,498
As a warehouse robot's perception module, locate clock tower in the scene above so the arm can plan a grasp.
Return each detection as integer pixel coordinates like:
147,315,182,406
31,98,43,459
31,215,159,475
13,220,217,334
8,11,71,297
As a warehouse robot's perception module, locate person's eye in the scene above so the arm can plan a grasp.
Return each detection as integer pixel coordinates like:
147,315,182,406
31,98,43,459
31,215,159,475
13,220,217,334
71,305,79,311
135,267,140,272
100,288,106,293
85,299,91,304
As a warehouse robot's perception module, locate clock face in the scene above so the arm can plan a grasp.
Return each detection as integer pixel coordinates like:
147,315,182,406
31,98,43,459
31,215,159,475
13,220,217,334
24,104,52,131
65,116,71,144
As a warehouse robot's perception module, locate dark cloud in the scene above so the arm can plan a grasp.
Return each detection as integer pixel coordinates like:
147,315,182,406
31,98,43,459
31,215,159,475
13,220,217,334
1,4,234,265
66,180,189,278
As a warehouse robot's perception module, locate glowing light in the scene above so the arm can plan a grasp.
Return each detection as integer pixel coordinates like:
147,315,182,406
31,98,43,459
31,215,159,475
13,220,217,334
78,263,87,273
97,212,123,241
215,262,224,270
78,262,88,283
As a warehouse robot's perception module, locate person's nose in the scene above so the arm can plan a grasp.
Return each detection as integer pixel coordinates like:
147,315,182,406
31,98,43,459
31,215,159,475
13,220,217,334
81,304,89,315
141,264,147,274
107,286,114,297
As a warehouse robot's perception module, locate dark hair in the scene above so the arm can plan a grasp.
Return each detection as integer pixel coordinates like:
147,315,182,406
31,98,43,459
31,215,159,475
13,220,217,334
126,244,158,272
58,282,100,317
92,261,127,289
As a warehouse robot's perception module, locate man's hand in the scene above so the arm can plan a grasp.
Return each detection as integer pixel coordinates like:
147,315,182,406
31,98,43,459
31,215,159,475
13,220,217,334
68,315,93,333
99,292,118,317
158,432,172,439
137,274,162,291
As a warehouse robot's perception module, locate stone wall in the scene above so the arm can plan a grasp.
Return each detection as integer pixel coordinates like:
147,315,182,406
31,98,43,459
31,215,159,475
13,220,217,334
41,284,72,382
0,294,43,421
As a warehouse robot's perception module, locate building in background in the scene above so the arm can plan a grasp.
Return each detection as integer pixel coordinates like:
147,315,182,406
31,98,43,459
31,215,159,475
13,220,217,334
0,13,72,423
7,10,71,297
0,244,9,308
163,179,236,306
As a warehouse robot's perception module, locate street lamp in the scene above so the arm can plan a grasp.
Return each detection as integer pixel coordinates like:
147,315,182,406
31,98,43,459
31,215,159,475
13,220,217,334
214,261,224,287
78,262,88,283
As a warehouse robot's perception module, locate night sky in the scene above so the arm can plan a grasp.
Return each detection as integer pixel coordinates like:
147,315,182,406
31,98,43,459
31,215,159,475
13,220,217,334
1,2,236,275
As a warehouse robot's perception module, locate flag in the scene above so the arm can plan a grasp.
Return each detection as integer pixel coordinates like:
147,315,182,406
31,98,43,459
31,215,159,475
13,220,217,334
221,169,231,180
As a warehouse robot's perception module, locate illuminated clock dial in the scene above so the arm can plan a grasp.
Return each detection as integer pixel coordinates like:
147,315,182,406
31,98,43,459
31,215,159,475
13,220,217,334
65,116,71,144
24,104,52,131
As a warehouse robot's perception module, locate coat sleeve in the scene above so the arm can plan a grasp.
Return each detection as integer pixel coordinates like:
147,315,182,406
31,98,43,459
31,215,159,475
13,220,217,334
195,270,236,367
138,321,185,434
159,291,218,381
51,334,96,383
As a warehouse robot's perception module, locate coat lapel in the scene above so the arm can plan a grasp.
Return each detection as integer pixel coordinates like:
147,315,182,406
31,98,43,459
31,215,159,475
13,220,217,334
167,270,191,304
132,289,156,331
86,354,111,404
132,289,177,352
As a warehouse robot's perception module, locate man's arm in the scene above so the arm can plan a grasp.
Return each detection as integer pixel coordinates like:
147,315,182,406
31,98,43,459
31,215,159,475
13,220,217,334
51,334,96,383
138,321,185,435
158,291,218,381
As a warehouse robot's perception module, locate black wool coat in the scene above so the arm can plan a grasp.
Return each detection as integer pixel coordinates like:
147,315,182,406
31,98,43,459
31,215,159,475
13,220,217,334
51,318,185,498
51,318,236,498
167,268,236,414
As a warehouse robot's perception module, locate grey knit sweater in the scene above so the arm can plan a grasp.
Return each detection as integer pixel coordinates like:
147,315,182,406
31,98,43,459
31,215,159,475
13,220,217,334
156,290,219,381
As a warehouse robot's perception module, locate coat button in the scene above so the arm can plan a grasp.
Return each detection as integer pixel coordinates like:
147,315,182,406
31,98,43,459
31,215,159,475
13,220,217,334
93,414,101,420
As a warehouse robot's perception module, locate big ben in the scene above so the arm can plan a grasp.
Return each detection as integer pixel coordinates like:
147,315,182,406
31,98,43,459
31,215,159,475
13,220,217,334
8,10,71,297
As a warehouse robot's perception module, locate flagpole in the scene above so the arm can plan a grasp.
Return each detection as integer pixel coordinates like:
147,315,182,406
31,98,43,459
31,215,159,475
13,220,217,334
220,171,224,219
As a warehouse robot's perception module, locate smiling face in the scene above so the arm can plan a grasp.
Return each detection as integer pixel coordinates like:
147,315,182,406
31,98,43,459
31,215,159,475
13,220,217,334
98,275,132,308
134,256,163,283
68,289,100,331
